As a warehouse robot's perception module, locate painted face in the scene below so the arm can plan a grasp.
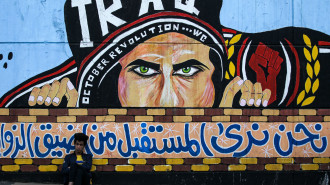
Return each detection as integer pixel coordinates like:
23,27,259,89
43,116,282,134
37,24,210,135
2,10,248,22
118,32,215,107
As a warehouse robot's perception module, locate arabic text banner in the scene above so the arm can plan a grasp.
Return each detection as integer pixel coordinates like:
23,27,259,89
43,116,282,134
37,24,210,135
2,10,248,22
0,122,328,158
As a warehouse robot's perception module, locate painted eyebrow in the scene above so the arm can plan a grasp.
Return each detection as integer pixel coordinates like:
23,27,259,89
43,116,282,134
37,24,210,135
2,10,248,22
125,59,160,70
173,59,209,71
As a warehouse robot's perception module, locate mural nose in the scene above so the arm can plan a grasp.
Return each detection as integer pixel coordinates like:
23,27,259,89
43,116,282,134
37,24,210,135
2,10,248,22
159,77,179,107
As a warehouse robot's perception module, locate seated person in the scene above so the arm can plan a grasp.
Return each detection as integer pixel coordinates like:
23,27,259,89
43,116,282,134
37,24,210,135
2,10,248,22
62,133,92,185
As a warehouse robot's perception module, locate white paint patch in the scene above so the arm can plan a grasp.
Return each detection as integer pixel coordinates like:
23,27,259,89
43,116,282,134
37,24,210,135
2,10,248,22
237,80,244,86
139,54,165,59
67,81,75,90
242,41,252,81
171,49,195,62
319,48,330,53
223,33,233,38
279,42,291,106
160,64,179,107
37,96,43,102
263,100,268,107
45,97,51,104
53,97,60,104
256,99,261,106
28,96,35,102
98,62,120,88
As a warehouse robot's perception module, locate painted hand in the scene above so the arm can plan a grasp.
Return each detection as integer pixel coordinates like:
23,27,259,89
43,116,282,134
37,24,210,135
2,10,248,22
28,78,78,107
249,43,283,104
220,76,271,108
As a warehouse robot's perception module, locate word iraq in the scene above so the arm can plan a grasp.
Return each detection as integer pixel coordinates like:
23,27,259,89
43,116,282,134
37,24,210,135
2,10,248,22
71,0,200,48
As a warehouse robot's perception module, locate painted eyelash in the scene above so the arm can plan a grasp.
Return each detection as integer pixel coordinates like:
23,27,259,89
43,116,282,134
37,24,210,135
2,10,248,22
128,65,160,72
192,65,206,71
173,66,205,78
128,66,160,78
127,66,138,72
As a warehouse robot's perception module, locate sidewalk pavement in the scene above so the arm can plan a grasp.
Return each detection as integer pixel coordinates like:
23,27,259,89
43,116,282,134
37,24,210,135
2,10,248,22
0,183,60,185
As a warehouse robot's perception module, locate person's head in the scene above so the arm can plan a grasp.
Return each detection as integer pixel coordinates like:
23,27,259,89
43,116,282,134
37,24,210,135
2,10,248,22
118,32,218,107
95,31,225,107
74,133,89,154
67,1,227,108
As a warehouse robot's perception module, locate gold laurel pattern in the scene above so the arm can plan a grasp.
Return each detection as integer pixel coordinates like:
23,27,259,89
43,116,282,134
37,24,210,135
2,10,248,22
225,34,242,80
297,34,320,106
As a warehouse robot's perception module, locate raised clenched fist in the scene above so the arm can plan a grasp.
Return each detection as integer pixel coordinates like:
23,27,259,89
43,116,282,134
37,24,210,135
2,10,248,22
220,76,271,108
28,78,78,107
249,43,283,104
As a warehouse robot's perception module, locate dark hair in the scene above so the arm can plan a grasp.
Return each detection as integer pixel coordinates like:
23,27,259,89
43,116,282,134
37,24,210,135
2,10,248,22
74,133,89,146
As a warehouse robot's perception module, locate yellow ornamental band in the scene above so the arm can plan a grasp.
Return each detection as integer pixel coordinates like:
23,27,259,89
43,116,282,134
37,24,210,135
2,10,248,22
225,34,242,80
297,34,320,107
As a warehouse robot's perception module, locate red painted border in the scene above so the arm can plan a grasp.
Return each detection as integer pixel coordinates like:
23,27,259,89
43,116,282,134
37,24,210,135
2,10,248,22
285,39,300,106
222,28,237,34
318,41,330,46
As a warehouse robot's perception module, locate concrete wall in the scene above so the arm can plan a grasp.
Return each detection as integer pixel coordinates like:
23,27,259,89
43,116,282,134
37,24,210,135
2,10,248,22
0,0,329,97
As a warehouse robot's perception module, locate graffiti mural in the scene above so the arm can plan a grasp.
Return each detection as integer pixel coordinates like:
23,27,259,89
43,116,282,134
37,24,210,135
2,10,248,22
0,122,328,158
0,0,330,108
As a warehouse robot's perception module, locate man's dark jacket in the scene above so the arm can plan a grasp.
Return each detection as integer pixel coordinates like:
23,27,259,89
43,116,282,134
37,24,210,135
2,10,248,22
61,152,92,184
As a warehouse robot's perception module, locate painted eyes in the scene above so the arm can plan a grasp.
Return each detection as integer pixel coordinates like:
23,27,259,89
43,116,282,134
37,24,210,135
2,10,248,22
133,66,159,76
173,66,201,77
132,65,202,77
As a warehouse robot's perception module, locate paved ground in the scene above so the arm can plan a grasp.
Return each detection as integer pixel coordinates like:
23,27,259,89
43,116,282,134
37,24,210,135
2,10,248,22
0,183,60,185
